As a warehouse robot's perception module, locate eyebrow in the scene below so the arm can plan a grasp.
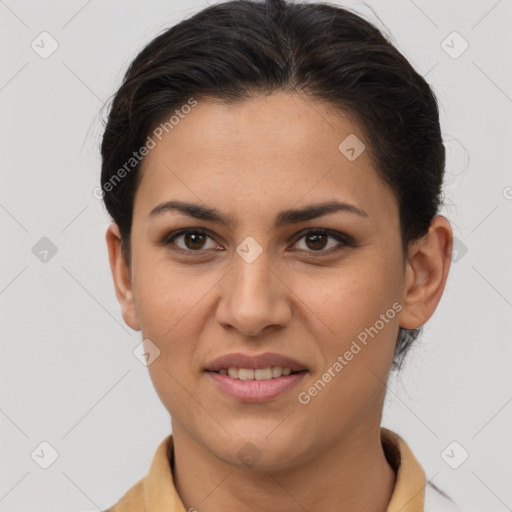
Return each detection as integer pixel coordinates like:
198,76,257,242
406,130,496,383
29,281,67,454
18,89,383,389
149,199,368,228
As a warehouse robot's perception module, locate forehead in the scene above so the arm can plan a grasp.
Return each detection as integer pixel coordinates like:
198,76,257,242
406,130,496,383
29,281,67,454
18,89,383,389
142,93,363,167
133,93,398,226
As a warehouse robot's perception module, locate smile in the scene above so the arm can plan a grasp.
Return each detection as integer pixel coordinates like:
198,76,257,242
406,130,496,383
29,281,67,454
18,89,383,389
205,369,308,402
212,366,303,380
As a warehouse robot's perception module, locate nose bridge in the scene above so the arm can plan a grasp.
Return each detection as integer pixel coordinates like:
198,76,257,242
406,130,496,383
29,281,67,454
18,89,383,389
231,241,276,310
234,247,272,298
217,240,290,336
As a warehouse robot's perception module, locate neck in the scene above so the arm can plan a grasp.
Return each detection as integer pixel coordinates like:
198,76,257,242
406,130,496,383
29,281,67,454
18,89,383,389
171,422,396,512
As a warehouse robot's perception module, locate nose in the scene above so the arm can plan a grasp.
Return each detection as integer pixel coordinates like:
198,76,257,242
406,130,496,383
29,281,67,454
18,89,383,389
215,249,292,337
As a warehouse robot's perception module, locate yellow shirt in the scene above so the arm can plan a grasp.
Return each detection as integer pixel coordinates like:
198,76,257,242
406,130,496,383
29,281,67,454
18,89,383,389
103,428,441,512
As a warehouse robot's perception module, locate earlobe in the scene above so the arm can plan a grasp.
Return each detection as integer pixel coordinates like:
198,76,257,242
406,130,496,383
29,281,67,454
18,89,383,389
105,223,141,331
398,215,453,330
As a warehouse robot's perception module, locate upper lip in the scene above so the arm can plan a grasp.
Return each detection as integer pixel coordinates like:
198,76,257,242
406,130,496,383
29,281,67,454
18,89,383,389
204,352,308,372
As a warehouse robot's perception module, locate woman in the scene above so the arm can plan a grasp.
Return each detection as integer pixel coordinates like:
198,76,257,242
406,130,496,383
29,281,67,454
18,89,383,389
100,0,456,510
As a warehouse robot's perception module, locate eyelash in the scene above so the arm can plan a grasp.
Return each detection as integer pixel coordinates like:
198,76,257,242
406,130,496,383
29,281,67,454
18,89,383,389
160,228,355,256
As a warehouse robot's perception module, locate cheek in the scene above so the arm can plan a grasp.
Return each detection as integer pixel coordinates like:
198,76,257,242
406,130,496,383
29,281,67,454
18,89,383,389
295,269,399,425
296,258,400,340
293,257,401,406
134,267,210,416
132,251,206,337
131,284,201,404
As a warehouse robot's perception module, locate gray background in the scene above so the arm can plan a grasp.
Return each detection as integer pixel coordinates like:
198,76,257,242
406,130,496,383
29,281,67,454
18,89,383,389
1,0,511,510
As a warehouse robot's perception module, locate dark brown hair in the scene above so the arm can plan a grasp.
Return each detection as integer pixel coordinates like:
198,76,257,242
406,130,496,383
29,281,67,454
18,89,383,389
100,0,446,369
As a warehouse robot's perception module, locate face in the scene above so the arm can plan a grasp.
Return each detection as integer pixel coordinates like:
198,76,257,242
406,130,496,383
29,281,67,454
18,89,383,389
107,92,451,471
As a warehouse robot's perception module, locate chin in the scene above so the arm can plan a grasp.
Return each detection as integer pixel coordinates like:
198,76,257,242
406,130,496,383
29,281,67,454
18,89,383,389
209,428,309,472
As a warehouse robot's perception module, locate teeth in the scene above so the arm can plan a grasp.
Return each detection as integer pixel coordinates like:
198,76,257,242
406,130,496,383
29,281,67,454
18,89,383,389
271,366,282,378
217,366,301,380
255,368,272,380
238,368,254,380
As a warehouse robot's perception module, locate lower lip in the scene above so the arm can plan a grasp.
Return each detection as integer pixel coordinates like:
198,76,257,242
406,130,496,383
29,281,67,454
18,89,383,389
206,371,307,402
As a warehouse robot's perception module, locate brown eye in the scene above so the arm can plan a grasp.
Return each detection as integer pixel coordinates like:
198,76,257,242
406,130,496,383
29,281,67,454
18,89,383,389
292,229,353,254
182,232,207,250
304,232,329,250
163,229,219,252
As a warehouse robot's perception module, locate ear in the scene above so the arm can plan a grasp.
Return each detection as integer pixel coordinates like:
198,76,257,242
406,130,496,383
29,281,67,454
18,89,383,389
398,215,453,330
105,223,141,331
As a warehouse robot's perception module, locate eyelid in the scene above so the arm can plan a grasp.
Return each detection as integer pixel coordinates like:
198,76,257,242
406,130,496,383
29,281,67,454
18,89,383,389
289,228,355,253
160,228,221,251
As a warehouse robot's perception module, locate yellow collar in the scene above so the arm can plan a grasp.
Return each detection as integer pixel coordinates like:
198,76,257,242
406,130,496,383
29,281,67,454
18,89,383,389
381,427,426,511
106,427,426,512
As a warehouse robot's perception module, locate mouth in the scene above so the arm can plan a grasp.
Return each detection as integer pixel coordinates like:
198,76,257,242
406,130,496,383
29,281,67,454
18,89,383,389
206,367,307,380
203,352,309,401
204,367,308,402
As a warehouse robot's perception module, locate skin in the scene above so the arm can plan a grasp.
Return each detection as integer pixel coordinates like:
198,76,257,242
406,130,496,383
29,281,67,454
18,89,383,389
106,92,453,512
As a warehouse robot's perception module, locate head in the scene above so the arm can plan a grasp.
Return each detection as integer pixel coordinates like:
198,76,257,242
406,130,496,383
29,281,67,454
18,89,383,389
102,0,452,470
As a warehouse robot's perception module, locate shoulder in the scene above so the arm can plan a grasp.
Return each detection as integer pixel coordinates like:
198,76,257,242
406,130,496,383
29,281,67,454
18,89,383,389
99,475,146,512
424,481,462,512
